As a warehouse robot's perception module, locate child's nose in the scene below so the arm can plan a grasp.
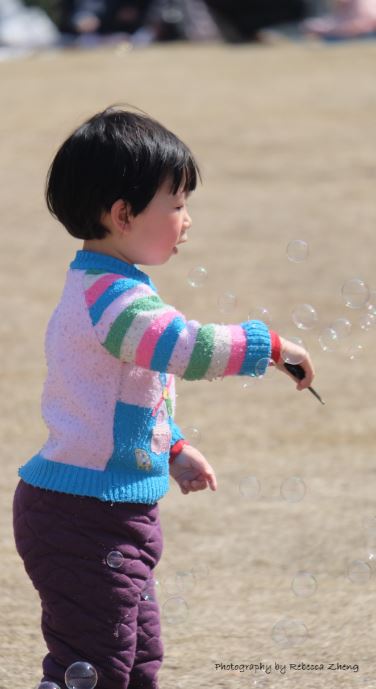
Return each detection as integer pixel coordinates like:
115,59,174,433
184,211,192,229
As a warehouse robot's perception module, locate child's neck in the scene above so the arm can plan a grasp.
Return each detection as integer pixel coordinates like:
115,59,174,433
82,239,133,265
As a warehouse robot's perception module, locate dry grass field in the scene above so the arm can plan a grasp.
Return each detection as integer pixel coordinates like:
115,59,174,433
1,37,376,689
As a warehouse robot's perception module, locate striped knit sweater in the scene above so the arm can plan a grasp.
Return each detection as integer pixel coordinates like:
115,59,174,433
19,250,280,503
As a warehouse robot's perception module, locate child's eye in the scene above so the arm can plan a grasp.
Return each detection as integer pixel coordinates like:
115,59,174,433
175,205,184,210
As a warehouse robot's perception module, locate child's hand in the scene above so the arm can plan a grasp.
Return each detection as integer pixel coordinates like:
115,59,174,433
275,337,315,390
169,445,217,495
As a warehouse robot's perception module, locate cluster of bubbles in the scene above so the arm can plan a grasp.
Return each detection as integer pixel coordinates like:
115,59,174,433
186,241,374,368
239,476,306,503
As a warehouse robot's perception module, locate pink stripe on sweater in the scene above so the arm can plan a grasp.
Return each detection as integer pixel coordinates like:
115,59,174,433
223,325,246,375
135,309,180,368
85,273,121,308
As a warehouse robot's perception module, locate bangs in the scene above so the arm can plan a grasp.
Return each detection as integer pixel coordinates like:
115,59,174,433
162,143,201,196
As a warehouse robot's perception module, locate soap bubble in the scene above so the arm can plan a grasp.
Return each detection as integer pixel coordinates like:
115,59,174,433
239,475,261,500
65,662,98,689
331,317,352,338
280,477,306,503
291,571,317,597
254,357,272,378
175,570,196,594
346,343,363,361
248,307,272,327
106,551,124,569
292,304,318,330
318,327,339,352
366,290,376,316
36,683,62,689
141,578,158,601
359,313,376,331
190,563,210,580
347,560,371,584
217,291,237,314
251,678,269,688
286,239,309,262
272,618,308,647
162,571,196,596
281,337,306,365
181,426,201,443
341,278,369,309
187,266,208,288
162,596,189,624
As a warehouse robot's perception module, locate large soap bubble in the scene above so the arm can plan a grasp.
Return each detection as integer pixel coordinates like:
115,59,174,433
65,662,98,689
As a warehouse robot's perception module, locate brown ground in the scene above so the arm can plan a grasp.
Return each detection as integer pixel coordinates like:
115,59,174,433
1,38,376,689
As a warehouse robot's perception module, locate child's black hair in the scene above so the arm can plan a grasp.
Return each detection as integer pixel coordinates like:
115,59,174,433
45,106,200,240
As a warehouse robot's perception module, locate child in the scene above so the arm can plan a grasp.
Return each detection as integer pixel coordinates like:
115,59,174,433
13,107,314,689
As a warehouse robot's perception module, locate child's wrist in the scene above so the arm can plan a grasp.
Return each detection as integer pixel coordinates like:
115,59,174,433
270,330,281,364
169,439,190,464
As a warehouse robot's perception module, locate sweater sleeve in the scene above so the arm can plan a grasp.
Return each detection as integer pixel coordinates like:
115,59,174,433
84,272,276,380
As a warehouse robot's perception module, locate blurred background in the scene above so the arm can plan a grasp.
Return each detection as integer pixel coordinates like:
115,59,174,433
1,0,376,53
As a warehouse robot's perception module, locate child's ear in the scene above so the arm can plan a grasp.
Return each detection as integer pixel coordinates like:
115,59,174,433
111,199,132,232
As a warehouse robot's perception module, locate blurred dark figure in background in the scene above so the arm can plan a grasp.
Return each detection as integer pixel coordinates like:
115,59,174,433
60,0,220,40
59,0,315,41
205,0,308,41
60,0,150,34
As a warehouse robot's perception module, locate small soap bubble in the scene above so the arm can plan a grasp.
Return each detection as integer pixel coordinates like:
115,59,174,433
281,337,306,365
175,570,196,594
348,560,371,584
162,596,189,624
190,562,209,579
291,571,317,597
341,278,370,309
292,303,318,330
65,662,98,689
181,426,201,443
217,291,237,314
254,357,272,378
141,579,157,601
287,239,309,262
106,551,124,569
366,291,376,316
36,683,62,689
239,475,261,500
272,618,308,647
331,317,352,339
187,266,208,288
248,307,272,327
346,343,363,361
318,327,339,353
359,313,376,331
280,477,306,503
251,678,269,688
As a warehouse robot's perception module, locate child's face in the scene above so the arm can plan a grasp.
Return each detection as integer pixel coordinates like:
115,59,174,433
121,179,192,266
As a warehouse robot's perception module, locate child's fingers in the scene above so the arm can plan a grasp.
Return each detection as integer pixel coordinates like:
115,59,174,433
206,471,217,491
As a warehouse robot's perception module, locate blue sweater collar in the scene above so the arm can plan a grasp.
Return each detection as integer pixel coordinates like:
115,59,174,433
70,250,156,289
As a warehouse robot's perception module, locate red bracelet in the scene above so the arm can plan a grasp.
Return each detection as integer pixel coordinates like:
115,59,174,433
270,330,281,364
169,439,190,464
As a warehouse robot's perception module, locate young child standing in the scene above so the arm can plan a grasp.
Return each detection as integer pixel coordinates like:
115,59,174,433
13,107,314,689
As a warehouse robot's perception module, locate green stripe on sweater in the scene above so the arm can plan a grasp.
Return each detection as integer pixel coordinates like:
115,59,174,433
183,324,215,380
104,295,164,358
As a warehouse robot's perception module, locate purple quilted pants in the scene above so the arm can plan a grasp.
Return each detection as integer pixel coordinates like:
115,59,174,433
13,480,164,689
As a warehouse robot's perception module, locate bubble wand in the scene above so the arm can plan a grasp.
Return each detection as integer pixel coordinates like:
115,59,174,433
283,362,325,405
